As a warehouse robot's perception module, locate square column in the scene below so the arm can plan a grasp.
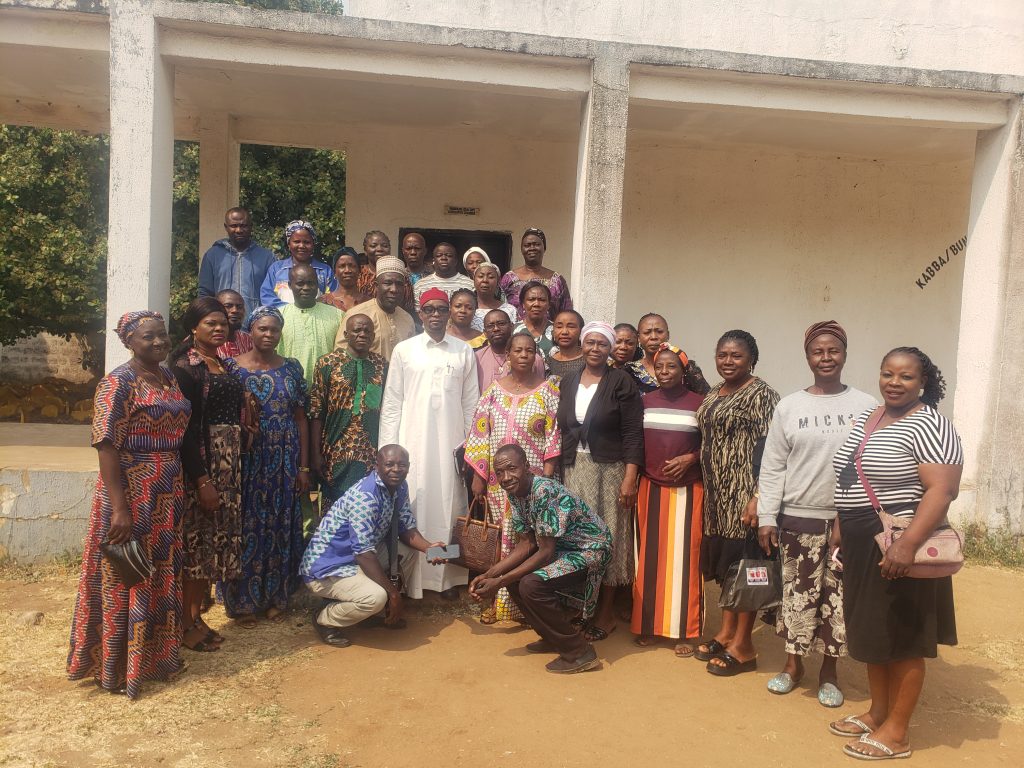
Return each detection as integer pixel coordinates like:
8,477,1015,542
953,97,1024,532
570,56,629,322
104,0,175,370
199,112,241,255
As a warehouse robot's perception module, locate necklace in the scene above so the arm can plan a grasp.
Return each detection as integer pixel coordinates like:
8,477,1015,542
196,349,225,373
130,359,170,390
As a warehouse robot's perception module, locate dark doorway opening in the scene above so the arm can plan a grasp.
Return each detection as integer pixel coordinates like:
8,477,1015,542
398,228,514,275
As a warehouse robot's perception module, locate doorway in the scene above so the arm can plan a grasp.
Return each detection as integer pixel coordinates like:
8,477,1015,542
398,228,514,275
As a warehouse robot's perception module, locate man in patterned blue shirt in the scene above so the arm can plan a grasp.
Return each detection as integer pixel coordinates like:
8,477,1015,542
300,444,445,647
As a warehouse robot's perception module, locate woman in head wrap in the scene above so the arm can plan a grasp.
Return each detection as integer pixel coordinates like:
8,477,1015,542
320,248,369,312
170,297,246,652
471,262,516,330
219,305,310,627
556,321,644,640
500,228,573,320
631,343,706,656
67,311,192,698
259,220,339,308
462,246,491,276
756,321,876,706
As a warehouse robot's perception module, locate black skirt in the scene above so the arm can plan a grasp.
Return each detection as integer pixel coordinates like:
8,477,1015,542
700,534,750,585
839,508,957,664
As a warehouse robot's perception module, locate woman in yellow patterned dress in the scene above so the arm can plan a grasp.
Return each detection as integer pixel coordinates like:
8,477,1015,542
465,332,561,623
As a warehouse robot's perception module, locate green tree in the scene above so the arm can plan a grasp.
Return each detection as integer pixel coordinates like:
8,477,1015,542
0,126,109,346
171,141,348,332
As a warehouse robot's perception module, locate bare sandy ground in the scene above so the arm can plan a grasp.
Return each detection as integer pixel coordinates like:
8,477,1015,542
1,563,1021,767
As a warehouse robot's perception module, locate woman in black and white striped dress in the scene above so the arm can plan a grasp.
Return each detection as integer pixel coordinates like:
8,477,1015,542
829,347,963,761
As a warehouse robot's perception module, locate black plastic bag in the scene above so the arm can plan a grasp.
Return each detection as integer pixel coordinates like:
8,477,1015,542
718,535,782,613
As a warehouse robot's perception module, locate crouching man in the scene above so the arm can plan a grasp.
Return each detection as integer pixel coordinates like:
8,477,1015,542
469,445,612,673
300,444,446,647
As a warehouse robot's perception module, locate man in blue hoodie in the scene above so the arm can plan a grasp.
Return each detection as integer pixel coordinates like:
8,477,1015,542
198,207,276,314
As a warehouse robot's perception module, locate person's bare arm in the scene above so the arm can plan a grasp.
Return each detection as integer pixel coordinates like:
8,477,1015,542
97,442,133,545
471,534,558,602
879,463,962,580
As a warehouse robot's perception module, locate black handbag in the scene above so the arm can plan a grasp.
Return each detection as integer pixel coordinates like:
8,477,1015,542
718,534,782,613
99,539,154,588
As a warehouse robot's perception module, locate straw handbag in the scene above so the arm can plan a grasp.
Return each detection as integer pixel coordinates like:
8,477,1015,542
451,496,501,572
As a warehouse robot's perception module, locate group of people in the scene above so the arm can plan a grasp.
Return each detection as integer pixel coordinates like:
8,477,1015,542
67,207,963,762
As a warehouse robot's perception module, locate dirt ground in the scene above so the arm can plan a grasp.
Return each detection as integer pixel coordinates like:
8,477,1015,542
1,563,1022,768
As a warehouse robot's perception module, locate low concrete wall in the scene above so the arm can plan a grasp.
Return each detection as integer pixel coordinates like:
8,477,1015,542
0,424,95,563
0,467,95,563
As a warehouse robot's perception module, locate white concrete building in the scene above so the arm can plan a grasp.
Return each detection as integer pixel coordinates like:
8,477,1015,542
0,0,1022,549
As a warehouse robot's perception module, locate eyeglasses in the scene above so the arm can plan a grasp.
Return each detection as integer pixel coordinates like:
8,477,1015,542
421,305,450,316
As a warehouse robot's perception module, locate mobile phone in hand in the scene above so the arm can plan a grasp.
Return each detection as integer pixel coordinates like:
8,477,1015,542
427,544,460,561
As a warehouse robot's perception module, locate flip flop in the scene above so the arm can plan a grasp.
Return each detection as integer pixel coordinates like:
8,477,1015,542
235,617,259,630
694,638,726,661
673,643,696,658
634,635,659,647
842,735,912,761
706,652,757,677
266,609,288,624
767,672,799,694
818,682,845,708
829,716,873,737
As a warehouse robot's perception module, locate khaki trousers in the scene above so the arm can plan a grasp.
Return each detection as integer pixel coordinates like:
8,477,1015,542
305,549,416,629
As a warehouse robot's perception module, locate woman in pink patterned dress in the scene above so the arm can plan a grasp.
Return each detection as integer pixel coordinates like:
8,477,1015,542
465,332,561,623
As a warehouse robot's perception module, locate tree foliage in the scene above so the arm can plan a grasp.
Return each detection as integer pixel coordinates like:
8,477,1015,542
1,130,347,348
0,126,109,346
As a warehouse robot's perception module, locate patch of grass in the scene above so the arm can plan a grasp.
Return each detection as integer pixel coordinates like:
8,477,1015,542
0,552,81,582
962,522,1024,569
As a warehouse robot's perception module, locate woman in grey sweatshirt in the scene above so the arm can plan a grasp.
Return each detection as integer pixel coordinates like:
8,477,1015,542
756,321,875,708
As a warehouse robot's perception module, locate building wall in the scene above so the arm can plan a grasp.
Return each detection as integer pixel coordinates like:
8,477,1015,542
618,142,973,409
0,333,97,385
343,124,579,276
347,1,1024,77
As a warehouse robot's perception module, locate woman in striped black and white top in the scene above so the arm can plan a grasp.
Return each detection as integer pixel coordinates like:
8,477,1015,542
829,347,963,761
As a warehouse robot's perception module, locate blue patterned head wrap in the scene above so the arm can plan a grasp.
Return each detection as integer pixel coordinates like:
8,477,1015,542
284,220,319,247
245,305,284,332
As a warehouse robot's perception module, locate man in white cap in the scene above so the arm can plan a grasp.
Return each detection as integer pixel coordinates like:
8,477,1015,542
335,256,416,362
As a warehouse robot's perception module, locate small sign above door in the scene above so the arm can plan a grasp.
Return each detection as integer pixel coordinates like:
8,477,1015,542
444,205,480,216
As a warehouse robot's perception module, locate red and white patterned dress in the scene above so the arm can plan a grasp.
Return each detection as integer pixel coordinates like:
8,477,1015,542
67,363,191,698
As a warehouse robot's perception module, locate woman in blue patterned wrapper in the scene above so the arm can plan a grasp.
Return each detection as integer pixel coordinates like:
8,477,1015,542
221,305,310,627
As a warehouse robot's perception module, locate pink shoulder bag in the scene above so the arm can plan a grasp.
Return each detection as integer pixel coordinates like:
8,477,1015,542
853,408,964,578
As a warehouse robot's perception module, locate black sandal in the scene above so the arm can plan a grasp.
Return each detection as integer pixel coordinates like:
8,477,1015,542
183,624,221,653
706,652,757,677
694,638,726,661
584,624,616,642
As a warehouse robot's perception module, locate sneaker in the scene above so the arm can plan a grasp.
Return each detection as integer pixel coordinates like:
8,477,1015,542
545,646,601,674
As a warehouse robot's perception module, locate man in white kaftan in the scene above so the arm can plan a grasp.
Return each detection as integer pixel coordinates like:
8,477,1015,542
379,287,479,597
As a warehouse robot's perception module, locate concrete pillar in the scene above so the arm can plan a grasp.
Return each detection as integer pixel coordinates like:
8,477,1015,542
952,97,1024,532
105,0,175,370
199,112,241,256
569,55,629,323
